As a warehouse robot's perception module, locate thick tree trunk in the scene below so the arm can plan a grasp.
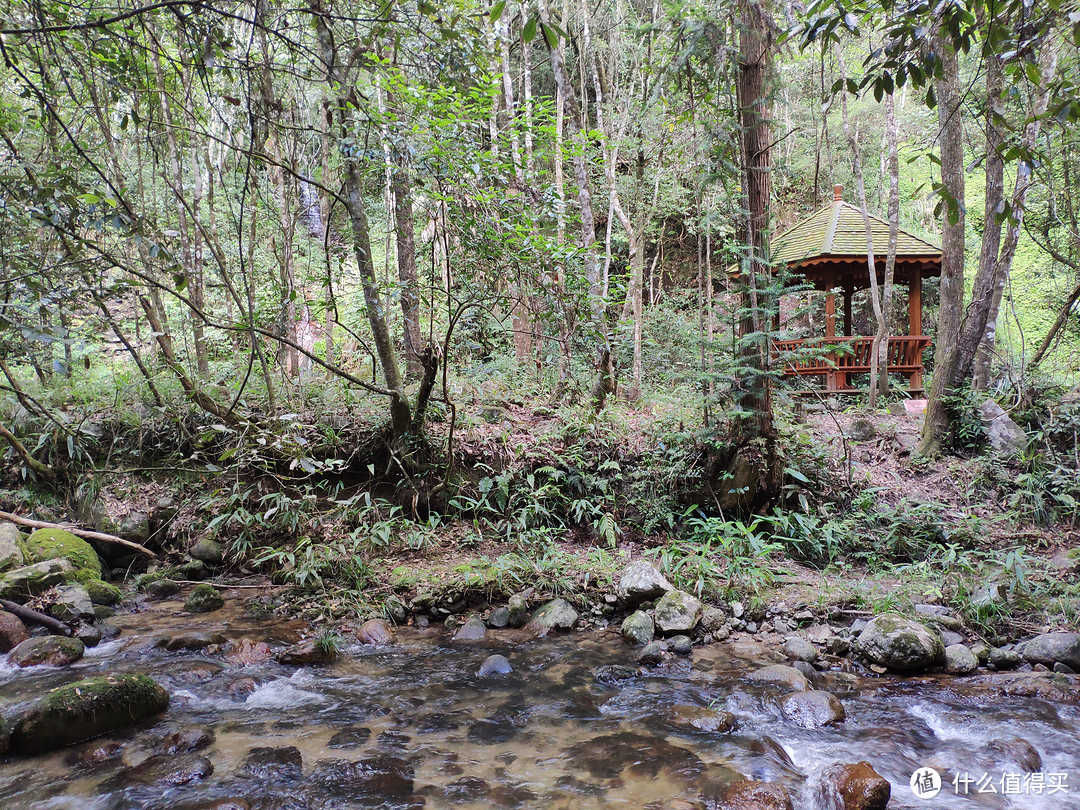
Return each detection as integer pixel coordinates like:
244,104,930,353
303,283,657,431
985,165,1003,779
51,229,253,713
917,25,966,457
736,0,779,486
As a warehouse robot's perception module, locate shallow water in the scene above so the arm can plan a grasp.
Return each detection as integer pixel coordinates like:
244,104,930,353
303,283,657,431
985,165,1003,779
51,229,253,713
2,598,1080,809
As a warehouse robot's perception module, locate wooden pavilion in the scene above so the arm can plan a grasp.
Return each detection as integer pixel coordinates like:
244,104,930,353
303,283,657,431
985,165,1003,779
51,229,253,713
769,185,942,392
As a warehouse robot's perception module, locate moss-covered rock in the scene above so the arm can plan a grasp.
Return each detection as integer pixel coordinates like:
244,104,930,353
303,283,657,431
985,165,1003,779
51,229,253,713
0,521,24,571
0,711,9,756
22,528,101,579
184,584,224,613
857,614,945,673
80,579,124,606
9,635,85,667
0,558,74,599
11,674,169,753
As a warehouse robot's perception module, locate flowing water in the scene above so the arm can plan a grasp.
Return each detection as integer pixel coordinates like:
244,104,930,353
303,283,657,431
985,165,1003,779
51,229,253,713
2,597,1080,809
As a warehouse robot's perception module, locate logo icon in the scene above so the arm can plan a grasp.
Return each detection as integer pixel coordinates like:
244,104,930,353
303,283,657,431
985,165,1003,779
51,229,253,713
910,767,942,799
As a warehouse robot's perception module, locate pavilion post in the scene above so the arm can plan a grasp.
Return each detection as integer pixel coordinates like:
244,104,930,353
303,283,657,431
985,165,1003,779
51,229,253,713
908,267,923,390
824,268,838,390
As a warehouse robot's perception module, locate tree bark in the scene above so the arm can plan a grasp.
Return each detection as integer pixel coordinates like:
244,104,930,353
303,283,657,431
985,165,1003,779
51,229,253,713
917,23,966,457
878,89,900,399
735,0,779,490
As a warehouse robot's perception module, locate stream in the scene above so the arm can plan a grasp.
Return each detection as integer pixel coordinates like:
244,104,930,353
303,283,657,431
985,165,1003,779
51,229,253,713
2,596,1080,809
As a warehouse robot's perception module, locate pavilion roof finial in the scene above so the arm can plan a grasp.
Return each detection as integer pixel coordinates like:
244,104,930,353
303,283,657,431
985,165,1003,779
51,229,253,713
833,184,843,202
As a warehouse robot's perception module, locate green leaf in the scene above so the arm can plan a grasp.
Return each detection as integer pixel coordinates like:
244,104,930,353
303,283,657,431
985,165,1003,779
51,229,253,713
490,0,506,23
541,21,559,48
522,16,537,42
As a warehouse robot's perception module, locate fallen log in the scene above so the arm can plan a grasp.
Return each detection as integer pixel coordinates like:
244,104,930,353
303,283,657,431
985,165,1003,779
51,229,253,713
0,598,72,636
0,510,157,559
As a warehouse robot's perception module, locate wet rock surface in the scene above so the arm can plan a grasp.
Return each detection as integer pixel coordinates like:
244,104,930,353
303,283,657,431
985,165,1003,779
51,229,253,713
12,674,169,753
856,613,945,672
779,690,846,728
8,635,85,667
356,617,394,645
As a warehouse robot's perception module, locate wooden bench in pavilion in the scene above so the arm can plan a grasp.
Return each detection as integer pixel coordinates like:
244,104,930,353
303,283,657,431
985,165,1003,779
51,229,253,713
768,185,942,393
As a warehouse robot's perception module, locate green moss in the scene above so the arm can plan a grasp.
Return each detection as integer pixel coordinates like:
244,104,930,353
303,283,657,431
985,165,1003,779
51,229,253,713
22,529,101,579
184,583,224,613
11,674,169,753
81,579,123,606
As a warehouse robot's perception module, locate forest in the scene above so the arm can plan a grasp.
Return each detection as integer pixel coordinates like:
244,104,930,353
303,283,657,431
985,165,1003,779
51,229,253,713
0,0,1079,807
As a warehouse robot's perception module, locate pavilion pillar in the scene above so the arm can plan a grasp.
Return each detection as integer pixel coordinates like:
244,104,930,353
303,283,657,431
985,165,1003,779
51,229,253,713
824,269,838,390
909,267,923,390
842,284,853,336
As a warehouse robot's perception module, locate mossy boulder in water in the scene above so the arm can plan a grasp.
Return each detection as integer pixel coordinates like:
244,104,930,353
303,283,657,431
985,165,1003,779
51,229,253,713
653,589,703,634
856,614,945,673
184,584,224,613
9,635,85,667
11,673,169,753
22,528,102,579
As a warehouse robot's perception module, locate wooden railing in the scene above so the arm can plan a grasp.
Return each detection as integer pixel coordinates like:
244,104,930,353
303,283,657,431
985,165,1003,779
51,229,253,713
771,335,931,390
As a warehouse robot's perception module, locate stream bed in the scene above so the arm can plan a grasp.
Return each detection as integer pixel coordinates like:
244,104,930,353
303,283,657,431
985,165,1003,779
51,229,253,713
2,597,1080,809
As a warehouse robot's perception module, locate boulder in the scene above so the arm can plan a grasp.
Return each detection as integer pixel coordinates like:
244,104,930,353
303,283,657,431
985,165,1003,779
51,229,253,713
486,606,511,628
989,646,1021,670
0,521,23,571
0,713,8,756
856,614,945,672
717,779,793,810
48,584,95,622
819,761,891,810
527,598,579,633
783,635,818,663
477,654,513,677
637,640,667,665
383,596,409,625
357,618,394,645
82,579,123,606
846,417,876,442
145,578,181,598
979,400,1026,455
0,610,29,652
9,635,85,667
1022,632,1080,670
653,589,703,634
746,664,810,692
113,753,213,787
944,644,979,675
780,690,846,728
622,610,655,645
242,745,304,779
22,528,101,578
988,738,1042,773
308,756,414,801
668,704,737,734
506,594,529,628
616,560,673,605
11,674,169,753
155,631,226,652
75,622,103,647
594,665,641,684
276,639,337,665
668,635,693,655
453,616,487,642
0,558,74,599
184,584,224,613
190,538,226,565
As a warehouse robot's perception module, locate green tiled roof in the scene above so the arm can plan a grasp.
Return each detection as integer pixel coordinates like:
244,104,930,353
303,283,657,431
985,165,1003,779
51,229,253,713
772,199,941,267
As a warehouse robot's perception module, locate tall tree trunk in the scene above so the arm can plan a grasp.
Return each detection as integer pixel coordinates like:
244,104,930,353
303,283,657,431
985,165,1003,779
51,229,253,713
736,0,779,487
877,90,900,399
972,39,1059,388
917,23,966,457
312,2,404,419
836,43,886,408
